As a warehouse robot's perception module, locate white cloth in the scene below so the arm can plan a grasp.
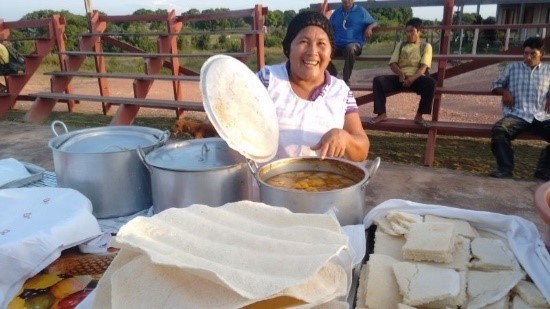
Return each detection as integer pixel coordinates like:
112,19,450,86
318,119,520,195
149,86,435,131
266,63,348,160
0,158,31,187
364,199,550,304
0,187,102,308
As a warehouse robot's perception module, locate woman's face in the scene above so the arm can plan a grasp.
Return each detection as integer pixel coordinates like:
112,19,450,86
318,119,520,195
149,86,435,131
288,26,332,84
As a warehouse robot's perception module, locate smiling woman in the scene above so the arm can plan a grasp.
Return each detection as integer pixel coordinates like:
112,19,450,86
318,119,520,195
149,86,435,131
257,10,370,162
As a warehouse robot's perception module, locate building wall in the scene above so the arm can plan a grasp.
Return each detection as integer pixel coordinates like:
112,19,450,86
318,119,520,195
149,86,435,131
497,3,550,42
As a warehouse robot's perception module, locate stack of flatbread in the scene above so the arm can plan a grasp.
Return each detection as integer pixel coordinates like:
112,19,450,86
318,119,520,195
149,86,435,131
356,211,550,309
92,201,353,308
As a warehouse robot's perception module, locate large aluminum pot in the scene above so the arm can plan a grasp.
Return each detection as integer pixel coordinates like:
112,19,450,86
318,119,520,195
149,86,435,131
48,121,168,219
139,138,251,214
250,157,380,226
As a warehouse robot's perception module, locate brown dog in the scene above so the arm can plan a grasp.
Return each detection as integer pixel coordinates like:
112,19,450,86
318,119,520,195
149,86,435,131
172,118,218,139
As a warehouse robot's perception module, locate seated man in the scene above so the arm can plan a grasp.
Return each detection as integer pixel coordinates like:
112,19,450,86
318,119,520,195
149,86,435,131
369,18,436,128
329,0,378,85
489,36,550,180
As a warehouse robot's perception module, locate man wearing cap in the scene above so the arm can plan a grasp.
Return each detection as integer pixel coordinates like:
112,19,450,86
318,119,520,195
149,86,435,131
329,0,378,85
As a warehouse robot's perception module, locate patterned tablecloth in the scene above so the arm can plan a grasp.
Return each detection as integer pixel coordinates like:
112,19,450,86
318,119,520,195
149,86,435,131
25,171,152,234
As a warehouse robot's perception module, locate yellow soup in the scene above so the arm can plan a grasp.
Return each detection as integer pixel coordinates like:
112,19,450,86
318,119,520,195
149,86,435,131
266,171,356,192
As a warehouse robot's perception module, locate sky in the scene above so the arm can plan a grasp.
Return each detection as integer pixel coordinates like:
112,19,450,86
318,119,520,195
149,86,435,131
5,1,497,22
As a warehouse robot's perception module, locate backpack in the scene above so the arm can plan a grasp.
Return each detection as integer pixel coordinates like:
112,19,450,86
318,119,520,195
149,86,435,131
0,44,26,75
398,41,430,76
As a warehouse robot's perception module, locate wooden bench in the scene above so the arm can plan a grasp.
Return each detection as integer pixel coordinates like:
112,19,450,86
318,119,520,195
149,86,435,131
360,118,542,140
360,117,543,167
80,30,265,37
348,85,500,97
348,84,499,107
44,71,200,81
28,92,205,112
56,51,253,58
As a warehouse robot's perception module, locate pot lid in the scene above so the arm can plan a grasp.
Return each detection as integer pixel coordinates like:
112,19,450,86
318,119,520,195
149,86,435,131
200,55,278,163
145,138,245,171
53,126,163,153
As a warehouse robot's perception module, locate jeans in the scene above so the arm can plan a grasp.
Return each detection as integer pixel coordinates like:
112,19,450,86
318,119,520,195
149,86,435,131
372,74,436,115
491,116,550,174
334,43,362,83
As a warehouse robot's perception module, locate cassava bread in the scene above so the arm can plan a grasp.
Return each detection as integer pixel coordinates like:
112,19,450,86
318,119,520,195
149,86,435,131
392,261,461,306
512,280,550,308
483,295,510,309
424,214,479,239
466,270,525,309
386,211,424,235
470,238,519,270
362,254,402,309
373,229,405,261
402,222,456,263
93,201,351,308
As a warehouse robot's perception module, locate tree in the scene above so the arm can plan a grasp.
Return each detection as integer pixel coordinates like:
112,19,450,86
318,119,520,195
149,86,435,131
453,12,482,25
182,9,200,28
193,8,231,31
282,10,296,28
265,10,283,28
481,16,498,46
370,7,413,25
19,10,89,51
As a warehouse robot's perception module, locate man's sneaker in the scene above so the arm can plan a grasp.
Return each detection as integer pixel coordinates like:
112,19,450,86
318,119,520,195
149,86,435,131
489,170,513,179
534,170,550,181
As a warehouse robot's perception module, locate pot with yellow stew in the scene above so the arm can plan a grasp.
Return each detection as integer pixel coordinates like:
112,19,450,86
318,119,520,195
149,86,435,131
200,55,380,226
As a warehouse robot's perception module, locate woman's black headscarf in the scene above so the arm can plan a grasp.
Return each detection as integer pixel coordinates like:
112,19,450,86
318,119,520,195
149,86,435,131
282,10,335,59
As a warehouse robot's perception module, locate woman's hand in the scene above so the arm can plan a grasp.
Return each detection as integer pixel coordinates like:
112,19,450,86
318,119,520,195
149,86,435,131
310,128,348,159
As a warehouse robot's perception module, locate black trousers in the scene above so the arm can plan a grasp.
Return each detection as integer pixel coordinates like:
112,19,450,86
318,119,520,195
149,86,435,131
372,74,436,115
334,43,362,83
491,116,550,174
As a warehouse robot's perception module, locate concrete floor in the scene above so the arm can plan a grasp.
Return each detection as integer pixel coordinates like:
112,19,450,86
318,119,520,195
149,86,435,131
0,120,547,235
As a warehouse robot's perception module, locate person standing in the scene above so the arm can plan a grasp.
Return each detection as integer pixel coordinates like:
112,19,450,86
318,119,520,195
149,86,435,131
329,0,378,85
368,17,435,127
489,36,550,180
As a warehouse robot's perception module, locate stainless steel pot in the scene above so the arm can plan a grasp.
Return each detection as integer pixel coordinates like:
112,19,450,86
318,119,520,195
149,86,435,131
249,157,380,226
48,121,168,219
139,138,251,214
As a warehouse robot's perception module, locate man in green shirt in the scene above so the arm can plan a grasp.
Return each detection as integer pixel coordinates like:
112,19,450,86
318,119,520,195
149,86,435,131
368,18,436,128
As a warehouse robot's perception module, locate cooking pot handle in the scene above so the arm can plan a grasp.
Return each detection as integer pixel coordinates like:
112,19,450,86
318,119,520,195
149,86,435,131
156,130,170,148
50,120,68,137
361,156,381,190
136,146,152,173
246,159,260,181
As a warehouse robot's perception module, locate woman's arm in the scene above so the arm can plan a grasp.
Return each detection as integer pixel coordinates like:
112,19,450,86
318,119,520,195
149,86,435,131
311,113,370,162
